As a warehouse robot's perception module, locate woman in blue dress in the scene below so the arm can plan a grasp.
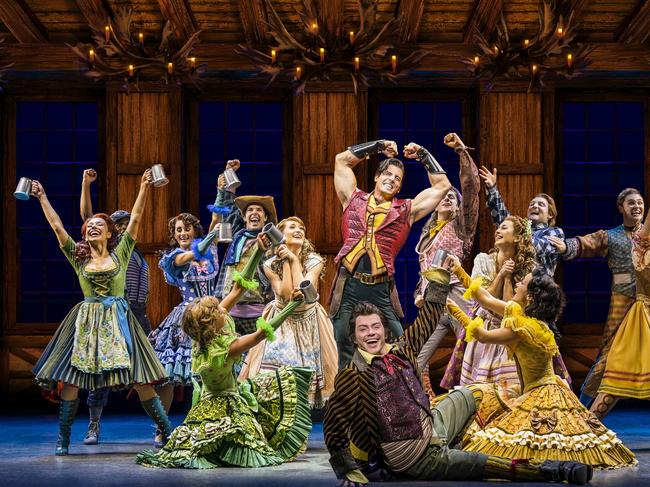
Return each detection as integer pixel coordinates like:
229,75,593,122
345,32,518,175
148,212,220,445
30,169,173,455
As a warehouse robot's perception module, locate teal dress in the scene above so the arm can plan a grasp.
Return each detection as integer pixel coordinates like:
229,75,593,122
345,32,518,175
32,232,167,390
136,317,313,469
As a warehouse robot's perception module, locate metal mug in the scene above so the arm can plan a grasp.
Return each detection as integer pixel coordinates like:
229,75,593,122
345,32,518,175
218,222,233,243
430,249,450,268
14,177,33,201
262,223,285,247
223,168,241,191
299,280,319,304
151,164,169,187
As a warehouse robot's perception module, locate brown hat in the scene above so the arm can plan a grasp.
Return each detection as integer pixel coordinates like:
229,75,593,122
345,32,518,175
234,195,278,224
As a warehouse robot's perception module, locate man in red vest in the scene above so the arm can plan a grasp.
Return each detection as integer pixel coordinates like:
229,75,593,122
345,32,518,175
330,139,451,368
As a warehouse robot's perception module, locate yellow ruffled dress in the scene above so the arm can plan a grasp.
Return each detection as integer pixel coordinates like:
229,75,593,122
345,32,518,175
463,302,636,469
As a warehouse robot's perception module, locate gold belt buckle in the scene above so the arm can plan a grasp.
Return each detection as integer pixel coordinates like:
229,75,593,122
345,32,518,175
359,273,375,285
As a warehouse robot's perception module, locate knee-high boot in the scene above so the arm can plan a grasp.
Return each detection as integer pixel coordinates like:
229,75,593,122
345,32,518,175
55,398,79,456
141,396,173,446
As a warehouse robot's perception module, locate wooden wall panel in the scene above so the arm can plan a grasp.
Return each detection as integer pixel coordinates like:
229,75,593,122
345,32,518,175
292,90,368,305
480,92,542,167
107,89,184,330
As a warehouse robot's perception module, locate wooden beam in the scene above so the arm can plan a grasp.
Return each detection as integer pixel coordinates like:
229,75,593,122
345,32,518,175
560,0,592,19
463,0,503,44
397,0,424,43
75,0,113,30
0,0,47,43
615,0,650,44
237,0,268,46
321,0,345,38
157,0,197,44
4,42,650,74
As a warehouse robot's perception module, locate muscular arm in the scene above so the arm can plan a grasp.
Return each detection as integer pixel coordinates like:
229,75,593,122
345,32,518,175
334,150,361,208
409,172,452,225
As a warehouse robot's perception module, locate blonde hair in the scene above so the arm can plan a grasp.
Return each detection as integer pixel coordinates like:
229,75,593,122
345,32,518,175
181,296,234,354
269,216,325,279
490,215,537,284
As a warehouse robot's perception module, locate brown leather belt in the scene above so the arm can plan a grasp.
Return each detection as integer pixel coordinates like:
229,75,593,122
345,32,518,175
352,271,391,285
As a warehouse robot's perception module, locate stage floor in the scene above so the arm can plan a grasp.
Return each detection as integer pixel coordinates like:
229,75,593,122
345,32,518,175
0,409,648,486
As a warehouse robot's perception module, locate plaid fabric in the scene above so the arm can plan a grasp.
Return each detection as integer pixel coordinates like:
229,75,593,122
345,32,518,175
486,186,564,275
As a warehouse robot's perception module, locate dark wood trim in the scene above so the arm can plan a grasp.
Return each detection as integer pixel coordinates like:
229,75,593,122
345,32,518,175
397,0,425,44
646,95,650,202
0,0,48,43
157,0,198,45
105,90,118,213
615,0,650,44
559,347,599,367
237,0,268,47
185,92,200,216
542,89,556,196
463,0,503,44
4,96,18,334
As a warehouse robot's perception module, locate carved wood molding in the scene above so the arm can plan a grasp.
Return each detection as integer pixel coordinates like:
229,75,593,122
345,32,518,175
0,0,47,43
615,0,650,44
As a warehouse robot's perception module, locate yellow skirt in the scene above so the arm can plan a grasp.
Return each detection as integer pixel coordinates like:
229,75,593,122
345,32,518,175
463,380,636,469
599,300,650,399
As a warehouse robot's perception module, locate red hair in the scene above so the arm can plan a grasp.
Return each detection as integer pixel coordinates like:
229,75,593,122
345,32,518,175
74,213,119,262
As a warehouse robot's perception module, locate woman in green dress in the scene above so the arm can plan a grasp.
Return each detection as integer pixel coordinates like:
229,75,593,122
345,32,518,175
136,252,313,469
30,169,172,455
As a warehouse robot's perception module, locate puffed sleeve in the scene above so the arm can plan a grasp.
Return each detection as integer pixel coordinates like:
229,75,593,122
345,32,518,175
501,301,558,355
115,231,136,268
158,247,187,286
471,252,496,285
59,237,82,274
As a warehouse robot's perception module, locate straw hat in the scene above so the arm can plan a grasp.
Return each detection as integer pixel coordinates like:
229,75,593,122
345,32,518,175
234,195,278,224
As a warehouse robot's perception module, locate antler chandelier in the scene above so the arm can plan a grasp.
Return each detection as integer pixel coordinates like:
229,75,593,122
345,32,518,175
463,1,592,90
235,0,430,94
69,8,204,91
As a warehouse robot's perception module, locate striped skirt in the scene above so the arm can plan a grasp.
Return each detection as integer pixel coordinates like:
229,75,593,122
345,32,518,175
33,301,167,391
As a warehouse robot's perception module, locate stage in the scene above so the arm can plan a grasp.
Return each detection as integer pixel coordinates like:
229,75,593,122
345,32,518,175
0,408,648,486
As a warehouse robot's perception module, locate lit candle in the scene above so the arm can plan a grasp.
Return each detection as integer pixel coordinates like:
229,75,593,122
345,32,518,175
557,26,564,36
391,54,397,74
167,62,173,75
567,53,573,67
531,64,538,76
354,56,360,72
271,49,277,64
295,66,302,79
473,55,480,65
104,25,110,43
349,31,355,43
128,64,134,78
319,47,325,63
311,22,317,32
524,39,530,47
88,49,95,65
190,57,196,74
494,45,499,54
139,32,144,47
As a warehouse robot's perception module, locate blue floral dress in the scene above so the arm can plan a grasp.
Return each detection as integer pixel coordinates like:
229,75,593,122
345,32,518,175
148,244,219,385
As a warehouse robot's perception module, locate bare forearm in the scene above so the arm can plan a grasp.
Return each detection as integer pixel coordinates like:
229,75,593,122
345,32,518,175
334,151,360,207
40,196,69,246
474,286,507,316
173,250,196,267
80,182,93,220
486,272,505,298
126,183,150,239
229,329,266,357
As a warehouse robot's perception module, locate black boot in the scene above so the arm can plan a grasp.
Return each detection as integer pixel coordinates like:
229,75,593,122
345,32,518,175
540,460,594,485
55,399,79,456
141,396,172,447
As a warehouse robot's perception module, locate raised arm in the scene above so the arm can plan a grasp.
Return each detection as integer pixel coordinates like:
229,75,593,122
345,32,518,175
125,169,153,241
551,230,609,261
479,166,510,225
31,181,70,246
449,134,480,242
641,208,650,237
80,168,96,221
334,140,397,208
403,142,451,225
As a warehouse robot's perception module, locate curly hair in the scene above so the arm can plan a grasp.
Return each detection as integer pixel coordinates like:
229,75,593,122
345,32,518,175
490,215,537,284
347,301,394,345
74,213,119,262
181,296,234,354
166,213,204,248
525,267,565,341
269,216,325,280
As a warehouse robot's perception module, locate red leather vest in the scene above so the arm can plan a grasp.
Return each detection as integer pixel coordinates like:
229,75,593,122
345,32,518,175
335,189,412,277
